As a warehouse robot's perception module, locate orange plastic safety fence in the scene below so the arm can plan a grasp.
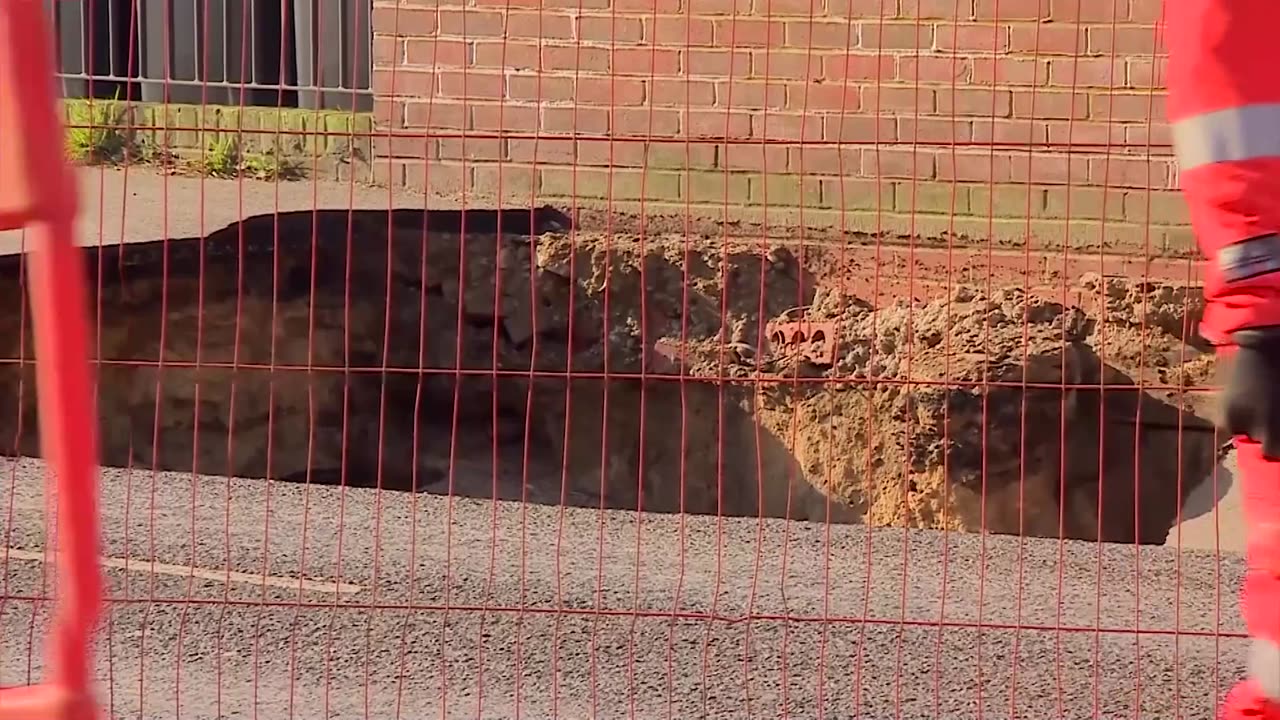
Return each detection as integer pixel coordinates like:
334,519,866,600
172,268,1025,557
0,0,1245,718
0,2,103,720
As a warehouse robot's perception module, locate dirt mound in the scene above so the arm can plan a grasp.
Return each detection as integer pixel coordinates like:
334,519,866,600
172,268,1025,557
525,233,1218,543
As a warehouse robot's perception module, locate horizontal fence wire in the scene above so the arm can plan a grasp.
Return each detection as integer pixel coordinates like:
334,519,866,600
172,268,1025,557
0,0,1243,719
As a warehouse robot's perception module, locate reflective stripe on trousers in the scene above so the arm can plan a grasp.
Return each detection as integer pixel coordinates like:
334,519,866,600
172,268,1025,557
1254,639,1280,699
1173,103,1280,171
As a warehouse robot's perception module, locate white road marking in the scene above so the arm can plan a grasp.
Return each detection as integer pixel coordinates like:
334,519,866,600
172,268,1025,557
2,547,363,595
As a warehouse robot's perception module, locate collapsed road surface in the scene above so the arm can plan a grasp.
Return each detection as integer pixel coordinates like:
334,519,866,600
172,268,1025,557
0,457,1249,720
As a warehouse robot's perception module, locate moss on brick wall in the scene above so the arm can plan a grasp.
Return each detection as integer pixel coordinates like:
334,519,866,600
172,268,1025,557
62,98,375,183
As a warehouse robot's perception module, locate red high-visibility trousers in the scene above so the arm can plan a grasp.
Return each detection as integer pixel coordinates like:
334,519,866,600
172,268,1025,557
1166,0,1280,714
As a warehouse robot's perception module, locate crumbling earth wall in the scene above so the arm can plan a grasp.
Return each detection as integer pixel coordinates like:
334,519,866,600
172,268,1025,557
0,211,1220,543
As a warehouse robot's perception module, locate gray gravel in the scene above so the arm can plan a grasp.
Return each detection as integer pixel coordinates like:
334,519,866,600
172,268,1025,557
0,457,1251,720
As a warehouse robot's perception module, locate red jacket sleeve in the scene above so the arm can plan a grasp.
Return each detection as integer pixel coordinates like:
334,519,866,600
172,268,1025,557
1167,0,1280,343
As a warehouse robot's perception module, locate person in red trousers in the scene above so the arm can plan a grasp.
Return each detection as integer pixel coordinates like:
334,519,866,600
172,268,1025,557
1166,0,1280,715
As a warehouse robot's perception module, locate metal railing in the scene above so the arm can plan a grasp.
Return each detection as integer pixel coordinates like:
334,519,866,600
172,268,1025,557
44,0,372,111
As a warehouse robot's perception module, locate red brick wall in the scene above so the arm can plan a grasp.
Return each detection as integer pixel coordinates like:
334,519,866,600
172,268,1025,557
371,0,1186,255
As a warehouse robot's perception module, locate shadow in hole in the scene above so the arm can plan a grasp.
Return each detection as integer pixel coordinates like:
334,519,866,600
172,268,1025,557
0,207,854,524
944,343,1219,544
1171,453,1234,525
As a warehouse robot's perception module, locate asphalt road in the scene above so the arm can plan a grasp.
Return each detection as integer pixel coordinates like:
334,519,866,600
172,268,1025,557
0,456,1251,720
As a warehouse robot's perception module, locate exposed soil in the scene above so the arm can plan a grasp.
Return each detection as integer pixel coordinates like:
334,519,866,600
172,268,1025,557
0,210,1219,544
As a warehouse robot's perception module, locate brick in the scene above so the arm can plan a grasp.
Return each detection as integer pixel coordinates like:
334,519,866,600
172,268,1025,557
616,170,685,201
372,7,436,37
374,99,403,128
823,53,895,81
1126,58,1167,89
1010,24,1083,55
862,148,936,179
1161,226,1197,255
805,85,862,114
507,12,574,39
1045,187,1126,220
649,142,717,169
373,36,402,65
374,69,434,97
899,0,974,18
543,106,610,135
1087,156,1169,189
938,88,1011,117
436,72,504,100
716,141,783,172
1050,0,1127,22
899,56,971,83
763,0,824,15
540,0,609,7
614,108,681,136
1129,0,1162,22
1086,26,1162,55
690,0,753,14
784,21,856,50
788,146,857,174
1009,153,1089,185
937,23,1010,52
439,138,504,161
438,10,505,37
976,0,1047,20
828,0,899,18
686,110,752,138
969,186,1045,218
823,114,896,142
686,49,752,77
576,77,646,106
613,48,682,75
372,133,435,159
576,139,642,166
1014,90,1086,120
578,16,645,43
647,17,716,45
542,46,610,73
509,138,575,164
907,181,969,214
937,150,1012,182
862,85,935,114
473,41,539,70
1124,122,1172,150
748,174,822,206
474,165,540,202
971,58,1047,86
900,117,973,143
652,79,716,107
1046,120,1123,146
859,22,933,49
1089,93,1166,123
403,101,469,129
817,178,894,211
717,81,787,110
472,102,538,131
971,119,1042,144
753,113,825,140
1048,58,1122,88
716,19,786,46
508,74,574,101
401,161,472,196
684,171,750,203
756,52,826,81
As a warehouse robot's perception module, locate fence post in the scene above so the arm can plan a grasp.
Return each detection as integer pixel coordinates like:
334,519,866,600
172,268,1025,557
0,1,102,720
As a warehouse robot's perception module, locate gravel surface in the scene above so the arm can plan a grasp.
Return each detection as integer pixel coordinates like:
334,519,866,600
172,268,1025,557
0,457,1250,720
